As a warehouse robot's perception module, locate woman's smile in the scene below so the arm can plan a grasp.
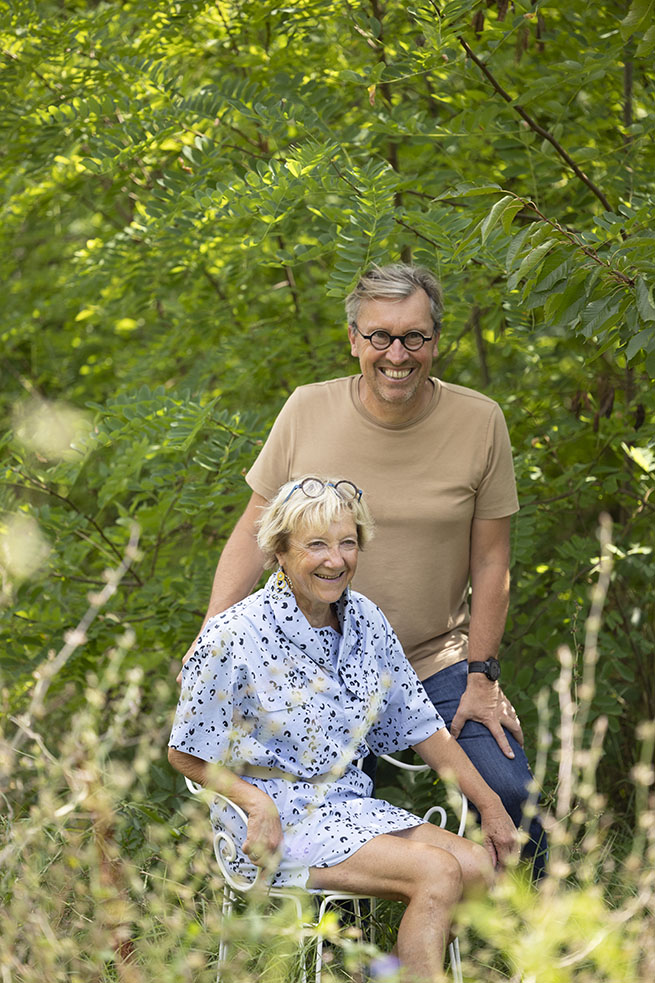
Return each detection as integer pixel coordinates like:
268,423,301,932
275,516,358,627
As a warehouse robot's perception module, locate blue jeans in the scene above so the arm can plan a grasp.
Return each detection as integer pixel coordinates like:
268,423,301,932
422,659,547,880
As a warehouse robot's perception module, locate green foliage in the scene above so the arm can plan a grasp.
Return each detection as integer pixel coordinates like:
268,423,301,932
0,642,374,982
1,2,655,975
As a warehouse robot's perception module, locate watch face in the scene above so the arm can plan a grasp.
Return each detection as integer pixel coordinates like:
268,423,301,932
487,658,501,681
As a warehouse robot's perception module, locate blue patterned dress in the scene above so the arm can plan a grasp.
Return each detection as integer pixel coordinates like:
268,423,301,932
169,574,443,888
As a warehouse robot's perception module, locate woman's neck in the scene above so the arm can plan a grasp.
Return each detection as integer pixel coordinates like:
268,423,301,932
295,597,341,632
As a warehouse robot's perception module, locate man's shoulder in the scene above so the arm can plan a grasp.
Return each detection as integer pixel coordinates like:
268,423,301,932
435,380,507,425
437,379,500,408
279,376,354,417
290,376,352,400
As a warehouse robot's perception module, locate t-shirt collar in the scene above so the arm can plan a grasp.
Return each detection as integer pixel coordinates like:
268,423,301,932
349,374,441,430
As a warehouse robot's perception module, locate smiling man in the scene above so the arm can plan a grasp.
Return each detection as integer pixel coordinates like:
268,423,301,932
184,263,546,877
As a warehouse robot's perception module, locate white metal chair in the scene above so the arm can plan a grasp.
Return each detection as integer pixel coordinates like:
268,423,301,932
185,758,467,983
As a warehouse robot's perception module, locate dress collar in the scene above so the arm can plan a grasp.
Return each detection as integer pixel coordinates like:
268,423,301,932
263,574,369,702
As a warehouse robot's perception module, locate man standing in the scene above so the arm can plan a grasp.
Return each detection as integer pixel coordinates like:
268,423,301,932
185,264,545,874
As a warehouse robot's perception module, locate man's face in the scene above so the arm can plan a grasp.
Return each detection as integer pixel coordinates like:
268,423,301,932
348,289,438,415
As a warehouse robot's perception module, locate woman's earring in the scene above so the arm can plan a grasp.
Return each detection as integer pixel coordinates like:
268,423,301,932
276,567,292,591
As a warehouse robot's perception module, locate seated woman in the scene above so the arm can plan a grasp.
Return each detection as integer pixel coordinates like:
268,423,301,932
169,476,516,983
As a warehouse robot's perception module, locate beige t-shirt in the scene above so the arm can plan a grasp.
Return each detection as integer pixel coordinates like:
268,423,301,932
246,375,519,680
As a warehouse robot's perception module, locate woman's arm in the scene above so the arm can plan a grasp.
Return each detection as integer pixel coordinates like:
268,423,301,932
412,729,518,869
168,748,283,866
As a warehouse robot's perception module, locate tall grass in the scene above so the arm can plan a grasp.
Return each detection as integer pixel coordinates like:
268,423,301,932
1,518,653,982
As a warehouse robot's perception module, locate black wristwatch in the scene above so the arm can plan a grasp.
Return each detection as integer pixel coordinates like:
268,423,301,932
468,657,501,681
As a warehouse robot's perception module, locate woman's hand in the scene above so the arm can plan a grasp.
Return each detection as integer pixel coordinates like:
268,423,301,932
167,750,284,871
242,793,284,870
479,798,519,871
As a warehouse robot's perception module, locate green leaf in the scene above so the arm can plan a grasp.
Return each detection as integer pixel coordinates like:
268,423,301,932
501,201,524,235
636,21,655,56
621,442,655,473
579,297,622,338
434,182,502,201
625,328,655,361
507,240,557,291
452,217,485,258
505,226,533,270
620,0,655,40
480,195,521,243
636,277,655,322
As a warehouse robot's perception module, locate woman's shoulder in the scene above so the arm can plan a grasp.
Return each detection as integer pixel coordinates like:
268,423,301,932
199,589,269,647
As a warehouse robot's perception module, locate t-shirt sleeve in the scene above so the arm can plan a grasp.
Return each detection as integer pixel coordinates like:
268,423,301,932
474,403,519,519
246,390,299,500
168,622,234,763
365,620,444,755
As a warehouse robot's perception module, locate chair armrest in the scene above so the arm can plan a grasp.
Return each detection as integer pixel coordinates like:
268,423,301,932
184,776,264,892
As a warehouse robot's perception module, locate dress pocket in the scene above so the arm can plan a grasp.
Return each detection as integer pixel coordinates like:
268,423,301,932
254,679,312,712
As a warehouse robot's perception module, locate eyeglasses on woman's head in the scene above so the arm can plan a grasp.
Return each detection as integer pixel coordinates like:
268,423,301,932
282,477,363,504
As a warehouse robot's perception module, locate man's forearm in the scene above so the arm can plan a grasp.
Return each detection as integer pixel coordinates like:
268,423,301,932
467,561,509,663
202,491,268,625
452,516,523,755
467,516,511,664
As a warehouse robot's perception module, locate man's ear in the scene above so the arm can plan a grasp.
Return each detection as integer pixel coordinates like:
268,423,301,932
347,323,358,357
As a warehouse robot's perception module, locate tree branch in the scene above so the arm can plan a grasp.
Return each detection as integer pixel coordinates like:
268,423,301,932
509,194,635,287
458,36,613,212
5,524,140,766
7,468,144,585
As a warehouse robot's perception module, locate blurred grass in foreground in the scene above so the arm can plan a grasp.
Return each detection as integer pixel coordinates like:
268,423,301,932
1,519,653,982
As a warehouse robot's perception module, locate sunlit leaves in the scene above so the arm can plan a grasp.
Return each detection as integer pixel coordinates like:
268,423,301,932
2,0,655,826
621,0,655,55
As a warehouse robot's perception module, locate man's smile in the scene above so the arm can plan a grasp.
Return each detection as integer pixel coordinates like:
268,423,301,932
379,367,413,379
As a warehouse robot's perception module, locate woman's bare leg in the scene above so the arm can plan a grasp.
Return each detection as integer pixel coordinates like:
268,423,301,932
390,821,495,892
307,824,488,983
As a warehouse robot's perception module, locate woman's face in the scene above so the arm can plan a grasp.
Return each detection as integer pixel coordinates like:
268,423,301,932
275,516,359,620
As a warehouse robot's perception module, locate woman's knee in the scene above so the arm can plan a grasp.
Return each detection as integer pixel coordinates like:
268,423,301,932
461,840,494,891
408,846,464,908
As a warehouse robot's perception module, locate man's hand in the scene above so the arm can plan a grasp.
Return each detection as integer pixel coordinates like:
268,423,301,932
450,677,524,759
242,795,284,871
479,797,519,870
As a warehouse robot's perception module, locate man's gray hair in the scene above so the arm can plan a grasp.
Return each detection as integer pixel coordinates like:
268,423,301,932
345,263,443,334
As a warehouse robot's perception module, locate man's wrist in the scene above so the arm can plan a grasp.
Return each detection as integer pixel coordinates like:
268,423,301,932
467,656,501,681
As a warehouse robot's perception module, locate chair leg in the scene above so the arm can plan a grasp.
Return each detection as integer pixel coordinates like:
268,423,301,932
216,886,235,983
314,932,324,983
448,937,463,983
312,895,376,983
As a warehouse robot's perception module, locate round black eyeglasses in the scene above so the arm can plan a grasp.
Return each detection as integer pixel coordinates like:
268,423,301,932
352,324,435,352
282,477,363,504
